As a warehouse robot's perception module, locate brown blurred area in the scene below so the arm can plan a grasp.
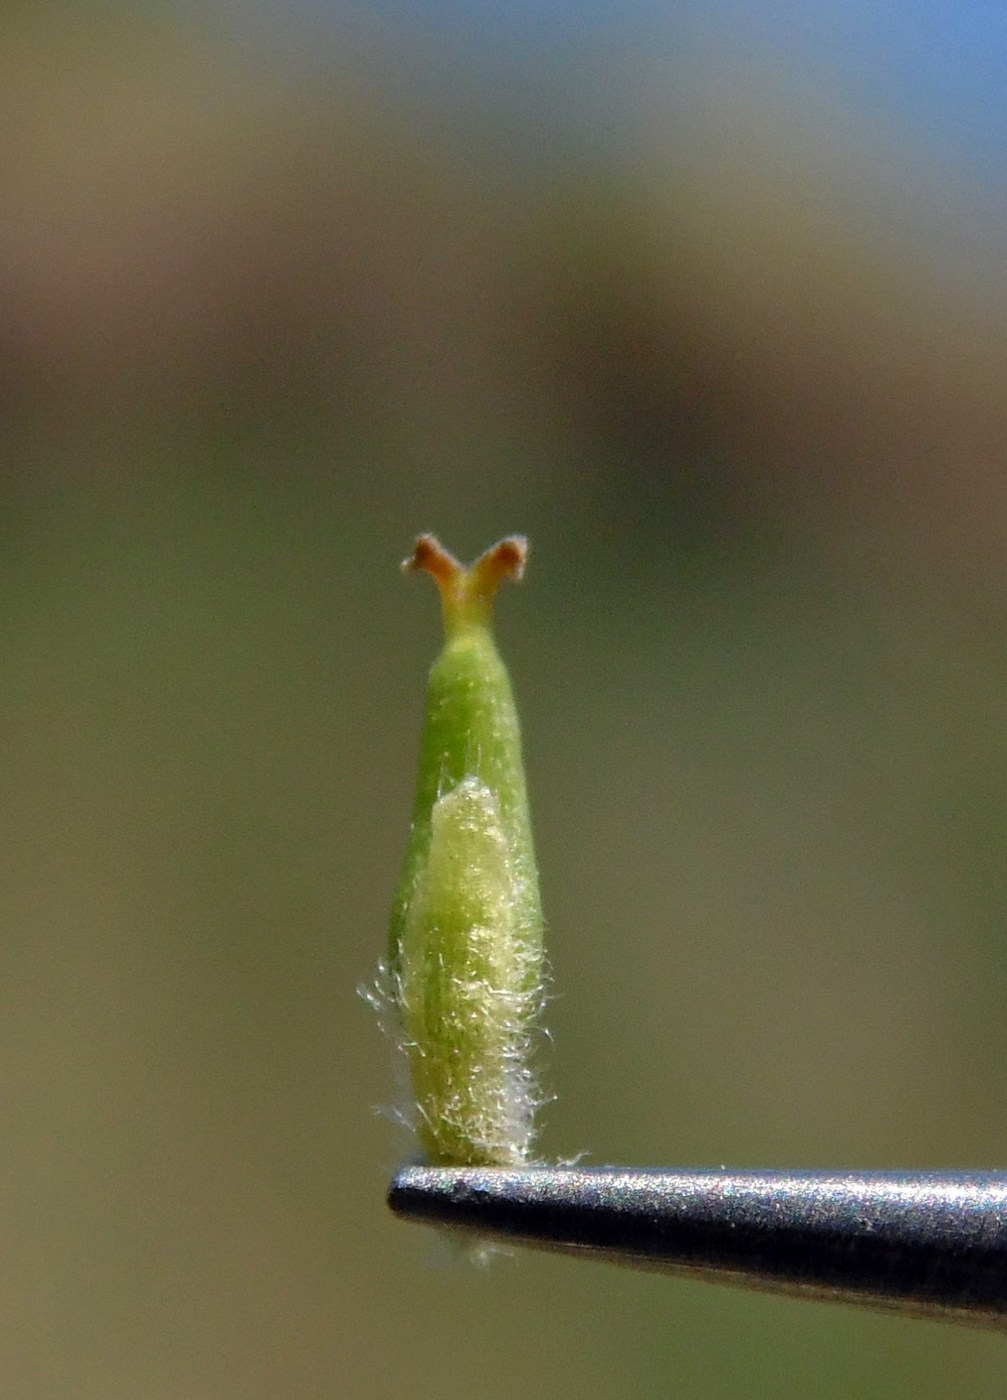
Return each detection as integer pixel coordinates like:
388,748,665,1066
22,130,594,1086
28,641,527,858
2,7,1006,1398
5,12,1007,540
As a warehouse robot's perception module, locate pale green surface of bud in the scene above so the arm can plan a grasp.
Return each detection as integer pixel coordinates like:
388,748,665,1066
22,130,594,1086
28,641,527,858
389,535,545,1166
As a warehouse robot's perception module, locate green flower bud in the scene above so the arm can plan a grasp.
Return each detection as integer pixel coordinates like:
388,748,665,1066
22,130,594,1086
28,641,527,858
388,535,545,1166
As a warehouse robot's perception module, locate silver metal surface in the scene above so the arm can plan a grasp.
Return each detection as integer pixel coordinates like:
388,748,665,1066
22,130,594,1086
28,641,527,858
389,1165,1007,1328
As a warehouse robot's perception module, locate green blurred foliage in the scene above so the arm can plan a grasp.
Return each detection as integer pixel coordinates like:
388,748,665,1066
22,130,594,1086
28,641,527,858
2,7,1006,1397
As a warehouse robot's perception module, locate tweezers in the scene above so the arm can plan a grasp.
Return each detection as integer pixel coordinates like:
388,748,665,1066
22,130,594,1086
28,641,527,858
388,1165,1007,1329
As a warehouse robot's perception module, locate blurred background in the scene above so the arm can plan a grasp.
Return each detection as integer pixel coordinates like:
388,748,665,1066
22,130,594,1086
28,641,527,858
3,2,1006,1395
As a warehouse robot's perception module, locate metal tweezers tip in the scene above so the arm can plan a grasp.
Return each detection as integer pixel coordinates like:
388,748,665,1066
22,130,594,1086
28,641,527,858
389,1164,1007,1329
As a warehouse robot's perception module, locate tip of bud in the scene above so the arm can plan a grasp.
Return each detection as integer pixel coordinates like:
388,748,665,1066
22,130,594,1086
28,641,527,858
477,536,528,585
403,534,528,633
402,534,462,586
